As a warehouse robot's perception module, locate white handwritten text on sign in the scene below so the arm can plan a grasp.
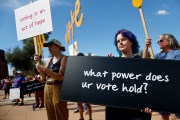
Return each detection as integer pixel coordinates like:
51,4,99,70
82,69,169,94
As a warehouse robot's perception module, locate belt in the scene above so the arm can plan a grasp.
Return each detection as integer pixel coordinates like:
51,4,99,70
46,80,62,85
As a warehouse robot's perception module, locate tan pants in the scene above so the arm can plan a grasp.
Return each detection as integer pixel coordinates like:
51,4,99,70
44,84,68,120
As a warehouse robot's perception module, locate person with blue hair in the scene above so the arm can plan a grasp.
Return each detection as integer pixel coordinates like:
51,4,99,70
106,29,152,120
114,29,140,57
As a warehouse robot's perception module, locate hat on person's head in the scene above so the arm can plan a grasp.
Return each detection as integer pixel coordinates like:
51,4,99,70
77,53,85,56
16,71,22,74
43,39,66,51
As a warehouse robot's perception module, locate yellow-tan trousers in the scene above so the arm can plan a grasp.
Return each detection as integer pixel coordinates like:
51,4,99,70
44,84,68,120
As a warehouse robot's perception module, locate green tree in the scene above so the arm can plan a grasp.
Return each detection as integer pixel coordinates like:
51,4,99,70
6,33,51,75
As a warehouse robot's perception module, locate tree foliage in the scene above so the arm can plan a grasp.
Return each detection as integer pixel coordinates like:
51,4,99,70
6,33,51,74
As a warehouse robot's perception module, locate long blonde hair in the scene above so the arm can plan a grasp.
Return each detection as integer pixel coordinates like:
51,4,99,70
161,33,180,50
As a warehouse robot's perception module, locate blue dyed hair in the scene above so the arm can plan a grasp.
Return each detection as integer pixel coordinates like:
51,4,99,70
114,29,140,56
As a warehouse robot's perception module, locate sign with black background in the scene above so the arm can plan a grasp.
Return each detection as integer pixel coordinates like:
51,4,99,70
22,80,45,94
0,60,8,79
61,56,180,113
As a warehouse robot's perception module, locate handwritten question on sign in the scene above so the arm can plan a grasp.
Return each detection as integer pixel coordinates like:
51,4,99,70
81,69,169,94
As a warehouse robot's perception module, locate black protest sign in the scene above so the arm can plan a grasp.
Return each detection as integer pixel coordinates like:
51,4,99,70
22,80,45,94
0,59,8,79
61,56,180,113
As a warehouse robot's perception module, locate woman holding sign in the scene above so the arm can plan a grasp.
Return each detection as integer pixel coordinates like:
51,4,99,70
106,29,152,120
144,33,180,60
144,34,180,120
34,39,68,120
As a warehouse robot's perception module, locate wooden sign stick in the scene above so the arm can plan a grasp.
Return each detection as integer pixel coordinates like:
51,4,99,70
33,36,38,55
139,7,154,59
132,0,154,59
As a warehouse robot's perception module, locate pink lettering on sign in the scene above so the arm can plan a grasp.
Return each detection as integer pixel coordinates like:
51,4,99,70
19,9,47,32
21,25,28,31
34,11,38,16
40,9,45,14
35,19,46,26
20,14,33,22
21,19,46,32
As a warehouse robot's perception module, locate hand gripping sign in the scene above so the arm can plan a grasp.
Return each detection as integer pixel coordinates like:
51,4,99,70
132,0,154,59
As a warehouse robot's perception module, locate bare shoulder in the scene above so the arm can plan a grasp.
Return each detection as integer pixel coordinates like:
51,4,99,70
45,57,52,68
61,55,67,66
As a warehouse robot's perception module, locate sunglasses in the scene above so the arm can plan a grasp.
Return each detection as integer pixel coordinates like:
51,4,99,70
157,39,164,44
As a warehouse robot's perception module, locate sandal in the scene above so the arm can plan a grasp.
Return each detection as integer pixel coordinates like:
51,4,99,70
19,102,24,106
39,105,44,108
14,102,18,105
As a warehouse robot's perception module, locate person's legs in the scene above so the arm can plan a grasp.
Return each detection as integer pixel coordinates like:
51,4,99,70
3,89,7,99
35,91,40,107
83,103,87,114
54,100,68,120
15,99,19,105
78,103,84,119
19,98,24,106
45,97,56,120
19,89,24,106
161,114,169,120
53,84,68,120
159,112,170,120
74,103,79,113
29,93,31,97
175,113,180,120
44,85,56,120
13,87,20,105
86,104,92,120
39,89,44,108
7,89,10,99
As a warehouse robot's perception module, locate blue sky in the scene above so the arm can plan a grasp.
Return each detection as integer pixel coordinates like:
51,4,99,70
0,0,180,59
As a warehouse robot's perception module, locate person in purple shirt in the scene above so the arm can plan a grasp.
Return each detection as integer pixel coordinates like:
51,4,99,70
144,33,180,120
13,71,25,106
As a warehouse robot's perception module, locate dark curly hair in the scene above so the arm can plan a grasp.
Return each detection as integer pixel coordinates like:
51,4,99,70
114,29,140,56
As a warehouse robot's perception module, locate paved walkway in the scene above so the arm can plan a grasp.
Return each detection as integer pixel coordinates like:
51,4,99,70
0,90,177,120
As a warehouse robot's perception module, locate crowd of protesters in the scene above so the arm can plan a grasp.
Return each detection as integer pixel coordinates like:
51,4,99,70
1,31,179,120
